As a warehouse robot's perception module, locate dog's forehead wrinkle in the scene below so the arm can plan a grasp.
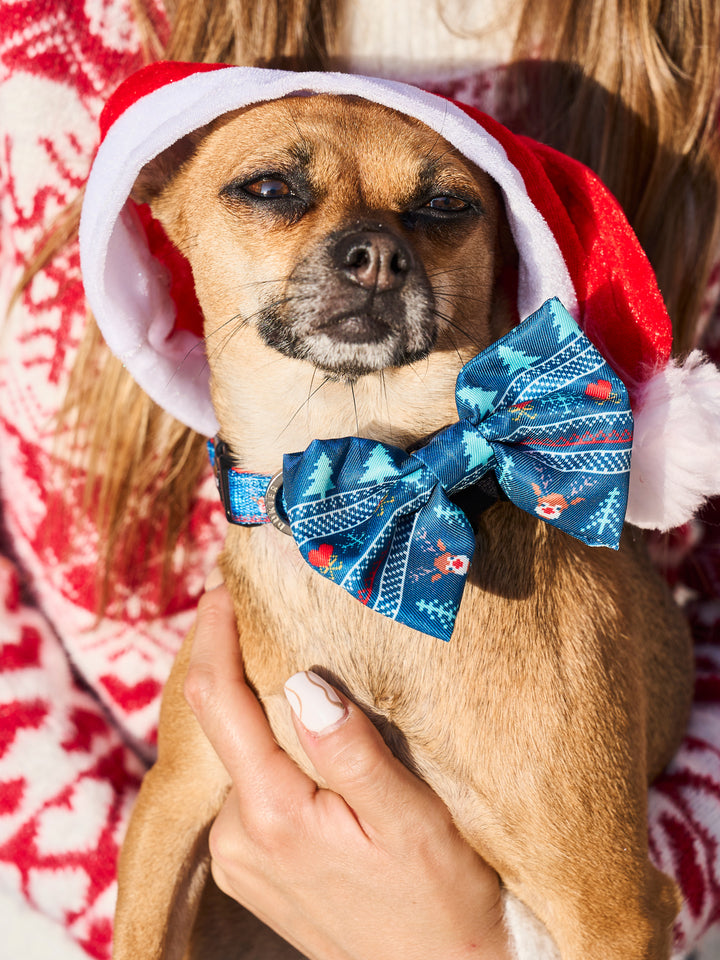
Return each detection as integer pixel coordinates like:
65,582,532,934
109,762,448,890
287,139,314,170
280,100,314,156
274,100,461,204
209,98,493,217
223,145,313,185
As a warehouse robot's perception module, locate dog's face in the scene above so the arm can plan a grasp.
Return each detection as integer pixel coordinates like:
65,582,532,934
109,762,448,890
136,95,516,466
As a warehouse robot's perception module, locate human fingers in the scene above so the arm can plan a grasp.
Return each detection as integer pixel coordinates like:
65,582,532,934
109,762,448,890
273,670,510,959
183,579,312,804
284,670,462,843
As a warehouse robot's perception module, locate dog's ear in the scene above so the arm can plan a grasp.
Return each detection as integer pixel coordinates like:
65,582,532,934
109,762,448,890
131,125,212,204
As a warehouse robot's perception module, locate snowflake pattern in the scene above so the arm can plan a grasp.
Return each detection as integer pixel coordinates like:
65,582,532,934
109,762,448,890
580,486,624,541
1,16,720,956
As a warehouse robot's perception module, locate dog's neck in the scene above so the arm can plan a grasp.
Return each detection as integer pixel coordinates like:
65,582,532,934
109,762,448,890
210,353,465,477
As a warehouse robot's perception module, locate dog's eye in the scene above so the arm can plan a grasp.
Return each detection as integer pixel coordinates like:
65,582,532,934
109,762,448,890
243,178,293,199
220,175,307,224
425,195,471,213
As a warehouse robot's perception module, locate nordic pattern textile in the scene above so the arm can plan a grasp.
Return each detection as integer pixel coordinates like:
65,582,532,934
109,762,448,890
1,0,720,955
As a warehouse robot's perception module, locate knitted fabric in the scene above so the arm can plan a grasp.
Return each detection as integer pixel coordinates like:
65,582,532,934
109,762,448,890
2,0,720,956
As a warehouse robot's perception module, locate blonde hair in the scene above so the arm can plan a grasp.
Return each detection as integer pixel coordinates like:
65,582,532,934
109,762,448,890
511,0,720,353
15,0,720,611
162,0,339,66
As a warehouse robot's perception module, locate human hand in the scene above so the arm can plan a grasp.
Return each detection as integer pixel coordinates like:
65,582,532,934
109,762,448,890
184,576,511,960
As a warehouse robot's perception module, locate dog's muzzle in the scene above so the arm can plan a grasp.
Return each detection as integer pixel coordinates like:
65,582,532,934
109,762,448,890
255,223,437,377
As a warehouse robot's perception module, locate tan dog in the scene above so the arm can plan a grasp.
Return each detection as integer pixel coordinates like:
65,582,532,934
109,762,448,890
111,95,693,960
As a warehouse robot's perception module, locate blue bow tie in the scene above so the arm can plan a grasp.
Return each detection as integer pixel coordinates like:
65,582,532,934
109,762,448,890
210,298,633,641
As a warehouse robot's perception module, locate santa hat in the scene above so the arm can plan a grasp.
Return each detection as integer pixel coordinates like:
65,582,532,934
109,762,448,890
79,62,720,531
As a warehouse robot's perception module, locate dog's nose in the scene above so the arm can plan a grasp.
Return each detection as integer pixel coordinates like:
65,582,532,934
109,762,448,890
334,231,413,292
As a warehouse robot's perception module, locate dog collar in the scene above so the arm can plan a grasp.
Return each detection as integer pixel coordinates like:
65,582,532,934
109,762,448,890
208,439,289,532
207,438,504,535
207,299,633,640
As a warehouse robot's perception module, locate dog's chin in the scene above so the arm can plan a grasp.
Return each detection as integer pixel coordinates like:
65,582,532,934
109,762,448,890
304,333,434,380
256,310,436,380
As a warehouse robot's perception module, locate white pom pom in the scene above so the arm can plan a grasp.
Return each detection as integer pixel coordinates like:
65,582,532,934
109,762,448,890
626,351,720,530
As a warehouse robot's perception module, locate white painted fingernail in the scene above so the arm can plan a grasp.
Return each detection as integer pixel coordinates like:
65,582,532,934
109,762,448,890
284,671,347,734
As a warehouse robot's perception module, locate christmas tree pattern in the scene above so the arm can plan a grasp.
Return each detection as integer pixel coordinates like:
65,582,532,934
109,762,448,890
457,383,498,418
549,299,578,343
417,598,455,634
462,426,493,472
498,343,541,374
302,451,335,499
359,444,400,485
271,297,631,643
495,452,515,487
433,501,468,527
580,486,624,540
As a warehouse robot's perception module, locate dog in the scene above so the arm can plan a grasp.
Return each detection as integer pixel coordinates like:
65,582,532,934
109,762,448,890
110,94,693,960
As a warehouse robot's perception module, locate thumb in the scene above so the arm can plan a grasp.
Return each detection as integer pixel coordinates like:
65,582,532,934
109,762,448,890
284,671,431,834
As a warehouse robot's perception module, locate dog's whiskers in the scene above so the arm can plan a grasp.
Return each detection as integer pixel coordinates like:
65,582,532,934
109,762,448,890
203,312,248,341
350,382,360,436
424,140,463,169
403,353,432,385
165,309,251,386
433,288,493,308
441,326,466,368
274,373,332,443
431,308,484,351
204,316,252,364
166,310,249,385
378,369,396,441
181,232,201,252
205,292,316,363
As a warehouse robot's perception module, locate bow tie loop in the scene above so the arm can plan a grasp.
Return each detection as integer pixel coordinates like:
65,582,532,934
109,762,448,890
282,436,477,638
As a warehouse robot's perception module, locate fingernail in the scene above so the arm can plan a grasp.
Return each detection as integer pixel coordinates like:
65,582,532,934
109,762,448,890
284,671,348,734
204,566,224,591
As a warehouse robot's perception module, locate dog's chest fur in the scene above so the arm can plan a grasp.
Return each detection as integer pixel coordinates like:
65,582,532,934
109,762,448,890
222,499,684,850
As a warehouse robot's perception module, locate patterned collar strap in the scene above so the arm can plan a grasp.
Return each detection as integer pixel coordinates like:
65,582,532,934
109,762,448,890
207,441,275,527
207,440,503,531
208,298,633,641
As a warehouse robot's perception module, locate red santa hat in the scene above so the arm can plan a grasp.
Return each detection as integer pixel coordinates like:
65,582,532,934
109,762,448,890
79,62,720,531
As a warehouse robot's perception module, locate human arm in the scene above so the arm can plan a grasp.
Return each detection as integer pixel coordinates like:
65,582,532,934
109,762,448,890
184,578,516,960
